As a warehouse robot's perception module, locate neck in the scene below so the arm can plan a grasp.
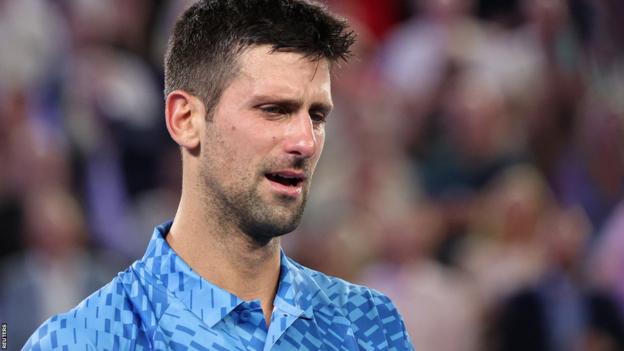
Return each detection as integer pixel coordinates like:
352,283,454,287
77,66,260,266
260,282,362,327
167,190,281,326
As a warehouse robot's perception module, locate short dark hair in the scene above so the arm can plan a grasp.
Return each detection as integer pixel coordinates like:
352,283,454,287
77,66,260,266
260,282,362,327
164,0,355,115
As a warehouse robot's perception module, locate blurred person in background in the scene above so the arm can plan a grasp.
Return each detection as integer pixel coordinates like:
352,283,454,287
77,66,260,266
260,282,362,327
412,65,529,264
0,0,71,261
590,199,624,320
457,164,553,349
359,203,481,351
0,188,115,347
459,165,551,310
0,56,121,346
551,91,624,235
59,0,168,259
495,206,624,351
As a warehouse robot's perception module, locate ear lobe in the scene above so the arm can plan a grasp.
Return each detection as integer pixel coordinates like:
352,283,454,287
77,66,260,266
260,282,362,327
165,90,204,150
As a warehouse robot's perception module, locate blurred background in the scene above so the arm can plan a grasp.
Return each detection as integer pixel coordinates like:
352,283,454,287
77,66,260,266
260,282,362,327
1,0,623,350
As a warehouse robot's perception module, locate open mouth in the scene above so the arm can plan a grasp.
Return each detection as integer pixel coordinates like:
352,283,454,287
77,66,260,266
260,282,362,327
265,172,305,187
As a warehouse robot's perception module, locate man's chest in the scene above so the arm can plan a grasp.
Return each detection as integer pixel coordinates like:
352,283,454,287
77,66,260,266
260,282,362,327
141,306,361,351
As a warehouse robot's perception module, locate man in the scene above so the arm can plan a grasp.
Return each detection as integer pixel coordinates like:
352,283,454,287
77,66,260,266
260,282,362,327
23,0,414,350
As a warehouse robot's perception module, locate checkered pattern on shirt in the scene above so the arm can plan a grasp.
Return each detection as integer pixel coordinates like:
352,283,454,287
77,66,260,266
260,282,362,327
23,221,414,351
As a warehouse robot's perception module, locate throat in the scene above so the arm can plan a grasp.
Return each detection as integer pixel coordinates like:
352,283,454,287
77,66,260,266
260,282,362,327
168,200,282,326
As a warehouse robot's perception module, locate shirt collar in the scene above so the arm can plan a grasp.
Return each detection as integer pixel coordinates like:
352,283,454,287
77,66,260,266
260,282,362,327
136,221,320,328
274,250,316,320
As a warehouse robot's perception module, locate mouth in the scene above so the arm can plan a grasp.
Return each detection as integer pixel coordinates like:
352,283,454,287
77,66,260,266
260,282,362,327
264,171,306,197
265,171,306,186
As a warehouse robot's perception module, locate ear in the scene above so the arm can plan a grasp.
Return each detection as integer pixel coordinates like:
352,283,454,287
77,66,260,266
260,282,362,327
165,90,205,150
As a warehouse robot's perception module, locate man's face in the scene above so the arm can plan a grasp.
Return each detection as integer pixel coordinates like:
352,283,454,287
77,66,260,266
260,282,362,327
198,46,332,244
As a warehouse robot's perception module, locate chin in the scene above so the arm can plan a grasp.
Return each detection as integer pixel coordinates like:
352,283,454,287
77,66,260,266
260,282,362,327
242,211,304,246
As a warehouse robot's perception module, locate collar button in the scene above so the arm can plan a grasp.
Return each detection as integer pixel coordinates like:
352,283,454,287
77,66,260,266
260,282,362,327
239,309,252,323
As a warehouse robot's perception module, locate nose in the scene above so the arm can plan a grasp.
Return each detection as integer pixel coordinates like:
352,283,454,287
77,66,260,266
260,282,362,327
282,112,318,158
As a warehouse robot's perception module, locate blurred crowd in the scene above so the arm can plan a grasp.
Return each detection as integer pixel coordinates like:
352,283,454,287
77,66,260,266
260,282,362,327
1,0,623,350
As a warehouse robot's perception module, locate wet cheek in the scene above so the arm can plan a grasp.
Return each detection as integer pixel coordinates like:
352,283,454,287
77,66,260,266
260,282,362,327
316,131,325,153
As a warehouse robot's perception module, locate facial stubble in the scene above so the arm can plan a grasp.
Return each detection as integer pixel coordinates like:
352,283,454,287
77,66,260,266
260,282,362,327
199,142,311,246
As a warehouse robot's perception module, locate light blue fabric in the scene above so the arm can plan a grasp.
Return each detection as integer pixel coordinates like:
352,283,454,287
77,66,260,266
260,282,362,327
23,221,414,350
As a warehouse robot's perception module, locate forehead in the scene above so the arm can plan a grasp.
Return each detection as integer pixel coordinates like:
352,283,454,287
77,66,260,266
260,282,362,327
229,45,332,100
238,46,328,72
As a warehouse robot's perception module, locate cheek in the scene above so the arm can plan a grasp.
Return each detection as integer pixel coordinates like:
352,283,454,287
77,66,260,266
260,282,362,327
203,124,240,172
315,129,326,156
309,130,326,168
220,121,272,164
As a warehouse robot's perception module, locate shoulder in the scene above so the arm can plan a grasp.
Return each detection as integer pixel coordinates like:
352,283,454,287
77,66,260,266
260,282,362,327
22,269,147,351
291,259,396,310
289,260,415,350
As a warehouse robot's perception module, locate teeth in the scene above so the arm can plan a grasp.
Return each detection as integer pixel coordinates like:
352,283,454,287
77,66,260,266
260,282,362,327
271,173,299,179
266,172,302,186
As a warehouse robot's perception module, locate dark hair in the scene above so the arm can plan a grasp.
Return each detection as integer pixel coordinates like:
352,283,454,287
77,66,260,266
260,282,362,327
164,0,355,116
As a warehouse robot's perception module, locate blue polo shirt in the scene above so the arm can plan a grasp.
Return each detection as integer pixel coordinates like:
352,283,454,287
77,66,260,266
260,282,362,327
23,222,414,350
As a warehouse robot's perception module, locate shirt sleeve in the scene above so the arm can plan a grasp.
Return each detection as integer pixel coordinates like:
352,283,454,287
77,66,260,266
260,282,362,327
21,279,139,351
369,289,415,351
21,314,97,351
